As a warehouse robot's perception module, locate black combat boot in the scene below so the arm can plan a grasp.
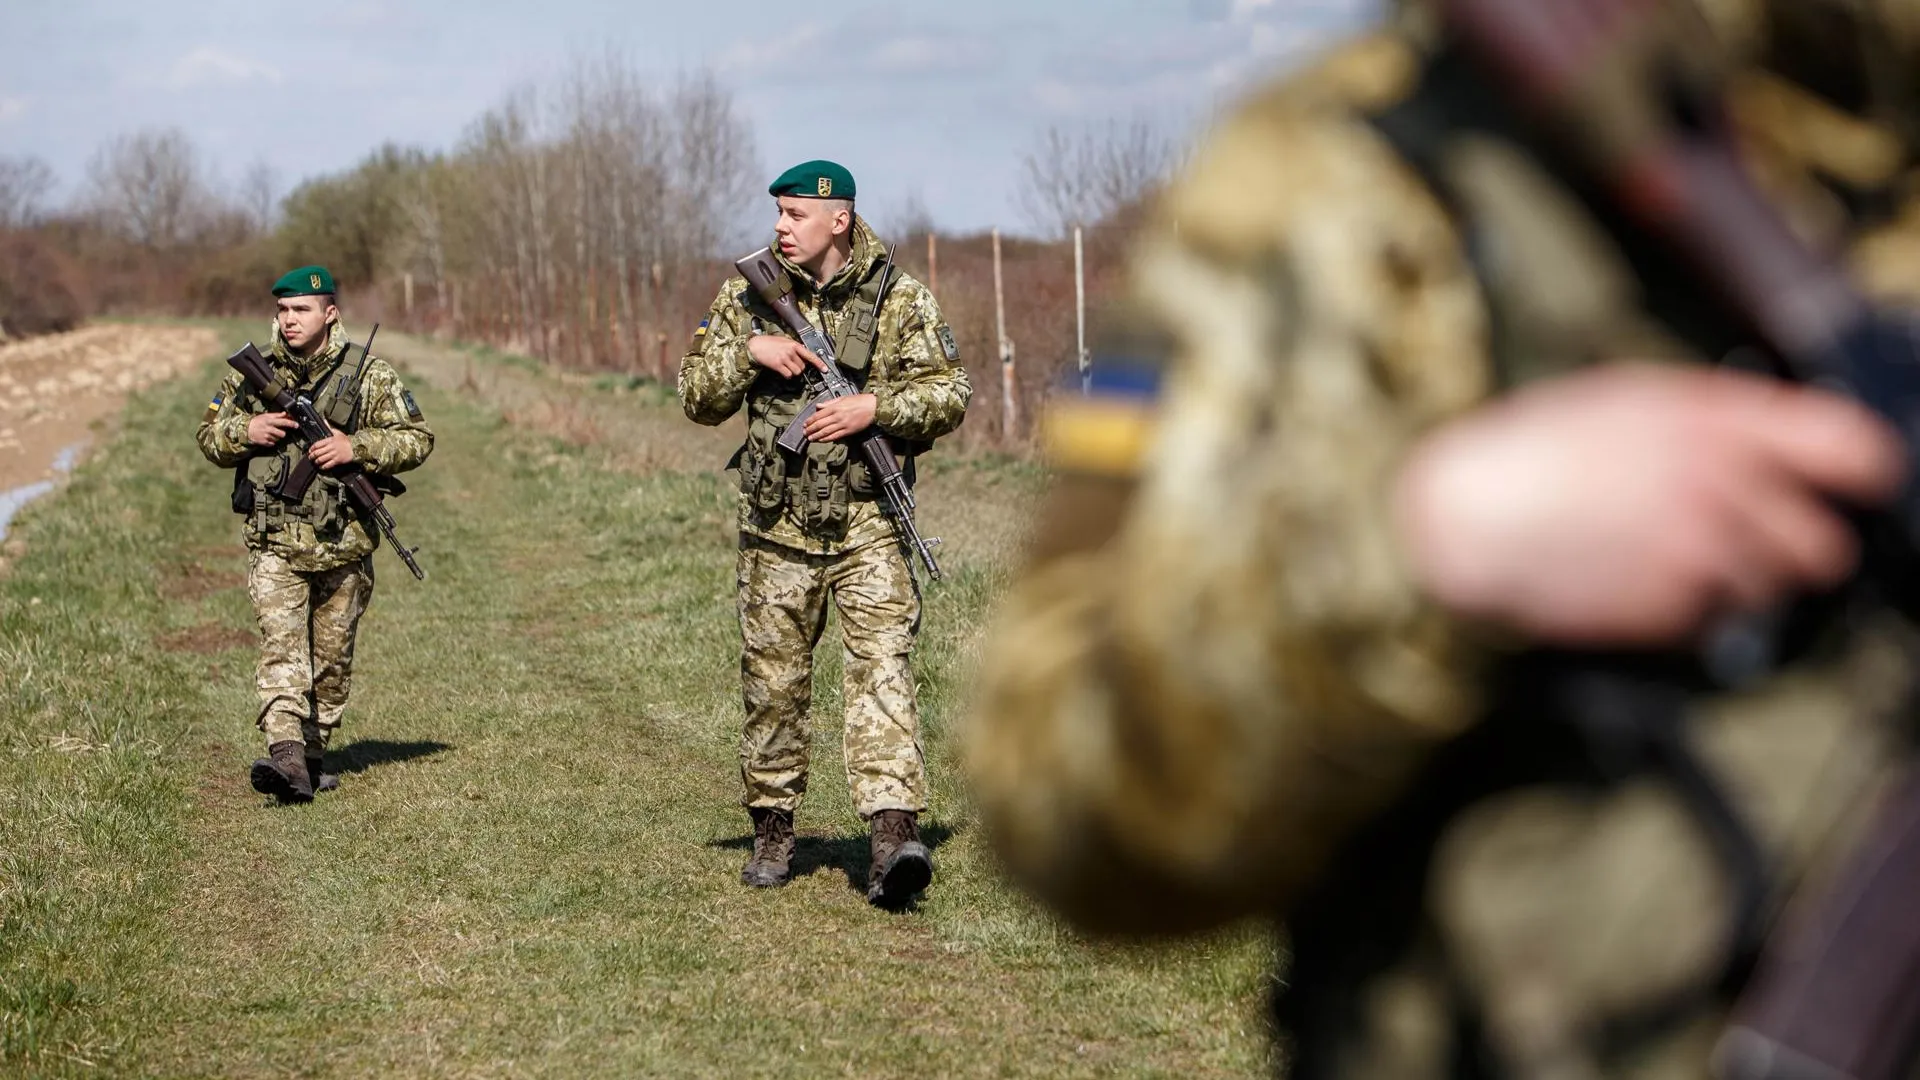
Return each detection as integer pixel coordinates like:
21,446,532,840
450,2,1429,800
867,809,932,908
250,740,315,803
306,755,339,794
741,807,796,888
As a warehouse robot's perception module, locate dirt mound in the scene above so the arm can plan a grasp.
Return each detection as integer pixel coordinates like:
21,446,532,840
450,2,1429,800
0,324,220,499
0,323,224,550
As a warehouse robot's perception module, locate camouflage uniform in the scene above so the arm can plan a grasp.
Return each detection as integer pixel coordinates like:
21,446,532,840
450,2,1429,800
197,320,434,757
966,3,1920,1076
681,215,970,818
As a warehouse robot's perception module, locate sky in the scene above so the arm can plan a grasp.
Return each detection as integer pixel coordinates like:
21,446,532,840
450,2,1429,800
0,0,1379,235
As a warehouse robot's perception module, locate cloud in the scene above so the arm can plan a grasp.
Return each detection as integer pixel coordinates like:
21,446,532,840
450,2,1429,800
871,34,997,76
717,24,827,74
1025,0,1378,121
164,47,285,91
0,97,25,124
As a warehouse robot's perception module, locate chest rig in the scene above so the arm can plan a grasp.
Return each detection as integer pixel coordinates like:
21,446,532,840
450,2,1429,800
732,270,901,539
1279,40,1920,1079
232,343,372,540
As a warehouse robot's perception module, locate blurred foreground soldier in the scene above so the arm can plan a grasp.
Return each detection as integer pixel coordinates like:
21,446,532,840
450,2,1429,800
679,161,970,906
196,267,433,803
967,1,1920,1075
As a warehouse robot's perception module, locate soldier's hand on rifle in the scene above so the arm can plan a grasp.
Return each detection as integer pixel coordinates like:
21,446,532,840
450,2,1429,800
1393,363,1905,648
247,412,299,448
307,425,355,469
805,393,878,443
748,334,822,379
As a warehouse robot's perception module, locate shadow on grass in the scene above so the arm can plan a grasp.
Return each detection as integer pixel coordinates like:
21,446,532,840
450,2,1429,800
327,739,453,776
708,821,957,907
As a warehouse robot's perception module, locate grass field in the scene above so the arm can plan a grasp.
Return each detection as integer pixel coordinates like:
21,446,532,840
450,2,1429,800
0,325,1277,1078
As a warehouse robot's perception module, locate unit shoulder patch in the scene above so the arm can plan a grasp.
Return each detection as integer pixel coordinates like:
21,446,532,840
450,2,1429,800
935,324,960,362
400,388,424,421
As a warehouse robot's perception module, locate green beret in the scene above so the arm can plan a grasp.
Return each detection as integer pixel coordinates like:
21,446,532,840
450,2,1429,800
272,265,336,298
769,160,855,201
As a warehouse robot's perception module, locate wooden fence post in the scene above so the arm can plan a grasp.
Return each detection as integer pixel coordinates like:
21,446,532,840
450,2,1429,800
993,228,1017,442
927,231,938,295
1074,225,1090,393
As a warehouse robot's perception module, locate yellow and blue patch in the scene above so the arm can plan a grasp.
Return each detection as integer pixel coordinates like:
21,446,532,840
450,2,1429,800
202,390,225,423
691,316,711,354
1043,362,1161,477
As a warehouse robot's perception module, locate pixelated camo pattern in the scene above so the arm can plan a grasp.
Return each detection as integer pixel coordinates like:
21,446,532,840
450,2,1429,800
248,550,373,752
966,14,1920,1077
737,532,925,818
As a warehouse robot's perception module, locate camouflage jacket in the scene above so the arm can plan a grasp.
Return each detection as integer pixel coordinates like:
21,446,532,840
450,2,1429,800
966,5,1920,1076
679,215,971,554
197,320,435,571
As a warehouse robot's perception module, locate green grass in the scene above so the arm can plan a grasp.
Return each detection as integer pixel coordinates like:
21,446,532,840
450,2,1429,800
0,328,1277,1078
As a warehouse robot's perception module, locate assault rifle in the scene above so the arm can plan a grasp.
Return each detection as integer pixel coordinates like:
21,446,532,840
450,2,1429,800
735,246,944,581
1428,2,1920,1078
227,329,427,581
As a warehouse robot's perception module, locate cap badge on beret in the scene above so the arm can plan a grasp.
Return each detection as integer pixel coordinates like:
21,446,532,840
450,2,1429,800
818,177,833,197
309,273,323,290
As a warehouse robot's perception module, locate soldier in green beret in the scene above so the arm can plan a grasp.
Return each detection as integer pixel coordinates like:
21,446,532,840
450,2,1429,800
195,266,435,802
680,160,971,906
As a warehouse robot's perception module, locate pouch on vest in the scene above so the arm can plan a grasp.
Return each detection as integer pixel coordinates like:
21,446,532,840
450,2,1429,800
797,440,852,536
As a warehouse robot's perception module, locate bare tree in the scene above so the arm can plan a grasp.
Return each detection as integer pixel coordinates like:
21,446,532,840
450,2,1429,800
878,190,936,244
86,128,211,249
665,72,760,259
268,59,757,370
0,156,56,229
1016,119,1181,238
237,160,281,234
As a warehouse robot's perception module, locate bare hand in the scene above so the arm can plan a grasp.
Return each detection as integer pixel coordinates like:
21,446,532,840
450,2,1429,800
307,428,355,469
748,334,823,379
804,393,879,443
1393,363,1905,647
247,412,299,448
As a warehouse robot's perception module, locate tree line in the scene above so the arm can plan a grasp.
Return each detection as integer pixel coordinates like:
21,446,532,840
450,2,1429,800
0,58,1181,446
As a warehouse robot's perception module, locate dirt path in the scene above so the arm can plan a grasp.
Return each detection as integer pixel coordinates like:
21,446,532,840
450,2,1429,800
0,324,221,515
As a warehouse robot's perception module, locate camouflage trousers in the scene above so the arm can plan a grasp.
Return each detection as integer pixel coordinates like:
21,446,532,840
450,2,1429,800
736,531,925,819
247,550,374,754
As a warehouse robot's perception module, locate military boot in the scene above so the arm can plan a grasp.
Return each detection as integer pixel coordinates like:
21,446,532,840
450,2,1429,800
867,809,932,908
740,807,795,888
250,740,315,804
306,755,340,794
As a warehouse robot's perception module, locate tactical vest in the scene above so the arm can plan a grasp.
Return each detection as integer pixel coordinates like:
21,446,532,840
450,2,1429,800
231,343,373,541
733,270,915,539
1278,42,1916,1079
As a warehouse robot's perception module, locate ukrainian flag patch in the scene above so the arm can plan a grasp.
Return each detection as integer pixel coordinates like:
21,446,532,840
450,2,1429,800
691,317,711,354
203,391,224,423
1043,360,1162,477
